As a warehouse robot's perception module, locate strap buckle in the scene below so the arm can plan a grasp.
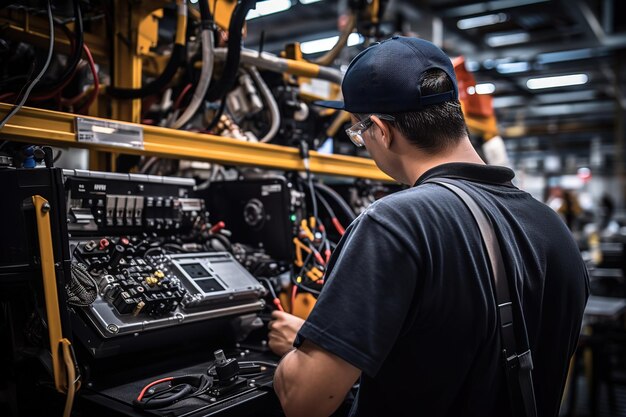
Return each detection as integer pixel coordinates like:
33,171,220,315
504,349,534,372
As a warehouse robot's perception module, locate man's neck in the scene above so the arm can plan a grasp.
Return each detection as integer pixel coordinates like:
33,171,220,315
403,137,485,185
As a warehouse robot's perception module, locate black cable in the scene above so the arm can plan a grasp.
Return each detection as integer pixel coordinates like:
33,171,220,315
206,98,226,132
198,0,212,23
258,277,279,300
0,1,82,95
313,182,356,222
144,247,164,259
108,44,185,99
307,175,318,224
37,0,83,93
314,189,336,218
291,251,321,296
163,243,186,253
0,0,54,130
204,0,257,101
107,4,186,99
134,375,213,410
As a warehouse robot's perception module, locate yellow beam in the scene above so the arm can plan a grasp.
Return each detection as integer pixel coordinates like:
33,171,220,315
31,195,69,393
0,104,392,181
112,0,142,123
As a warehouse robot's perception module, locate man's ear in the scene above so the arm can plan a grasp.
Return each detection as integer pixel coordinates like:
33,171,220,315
370,115,393,149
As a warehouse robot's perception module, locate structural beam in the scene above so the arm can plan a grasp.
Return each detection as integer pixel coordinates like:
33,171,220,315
0,104,392,182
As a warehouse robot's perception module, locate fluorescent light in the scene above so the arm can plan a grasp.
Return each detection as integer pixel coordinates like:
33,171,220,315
526,74,588,90
246,0,291,20
300,0,323,3
496,61,529,74
301,33,364,54
537,48,594,64
457,13,507,30
486,31,530,47
467,86,476,95
475,83,495,94
189,0,198,3
92,125,116,134
347,33,364,47
443,0,549,18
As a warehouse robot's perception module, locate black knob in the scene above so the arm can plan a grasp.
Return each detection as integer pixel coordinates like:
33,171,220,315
108,245,126,269
213,350,239,384
243,199,265,229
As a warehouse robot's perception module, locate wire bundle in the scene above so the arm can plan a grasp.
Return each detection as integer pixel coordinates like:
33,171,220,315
0,0,54,130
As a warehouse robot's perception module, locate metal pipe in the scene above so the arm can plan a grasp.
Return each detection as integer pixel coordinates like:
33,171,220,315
247,66,281,143
212,48,343,85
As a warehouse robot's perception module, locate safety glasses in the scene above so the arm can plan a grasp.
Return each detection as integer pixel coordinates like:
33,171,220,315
345,114,395,147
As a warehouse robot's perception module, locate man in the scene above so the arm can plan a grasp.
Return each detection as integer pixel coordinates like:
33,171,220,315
269,36,589,417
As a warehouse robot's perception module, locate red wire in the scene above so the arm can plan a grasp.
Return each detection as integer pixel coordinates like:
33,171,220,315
313,251,326,266
0,92,15,102
290,285,298,314
27,34,78,102
272,298,284,312
332,217,345,236
307,243,326,266
61,88,90,106
136,377,174,402
78,42,99,114
173,83,193,110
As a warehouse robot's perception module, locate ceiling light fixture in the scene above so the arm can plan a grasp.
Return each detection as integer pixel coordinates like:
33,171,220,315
300,0,324,4
485,31,530,47
443,0,549,18
457,13,508,30
526,74,588,90
537,48,595,64
496,61,529,74
246,0,291,20
475,83,496,94
301,33,364,54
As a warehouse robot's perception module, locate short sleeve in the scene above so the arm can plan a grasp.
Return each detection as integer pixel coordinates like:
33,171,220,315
294,211,419,377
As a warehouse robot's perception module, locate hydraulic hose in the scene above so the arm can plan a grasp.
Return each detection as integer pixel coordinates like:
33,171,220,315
311,13,356,66
247,66,280,143
169,0,214,129
204,0,257,101
212,48,343,85
107,0,187,99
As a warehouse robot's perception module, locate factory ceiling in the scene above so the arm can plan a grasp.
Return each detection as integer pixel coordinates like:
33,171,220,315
241,0,626,170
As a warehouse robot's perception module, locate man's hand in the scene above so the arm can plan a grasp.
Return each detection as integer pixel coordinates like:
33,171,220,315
268,311,305,356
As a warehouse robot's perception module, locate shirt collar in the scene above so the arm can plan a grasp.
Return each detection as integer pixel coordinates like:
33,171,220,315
413,162,516,188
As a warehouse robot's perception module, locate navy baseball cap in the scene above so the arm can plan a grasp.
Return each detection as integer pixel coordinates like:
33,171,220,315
315,36,458,113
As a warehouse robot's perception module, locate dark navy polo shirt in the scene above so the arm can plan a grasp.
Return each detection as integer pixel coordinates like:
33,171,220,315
294,163,589,417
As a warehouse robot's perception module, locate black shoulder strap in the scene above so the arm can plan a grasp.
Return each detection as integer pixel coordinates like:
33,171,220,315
426,178,538,417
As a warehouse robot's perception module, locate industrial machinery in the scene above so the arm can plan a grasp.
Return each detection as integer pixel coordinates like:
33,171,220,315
0,1,440,416
0,165,286,416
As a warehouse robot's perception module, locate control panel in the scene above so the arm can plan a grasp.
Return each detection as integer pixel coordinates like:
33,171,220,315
71,236,265,339
64,169,204,235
